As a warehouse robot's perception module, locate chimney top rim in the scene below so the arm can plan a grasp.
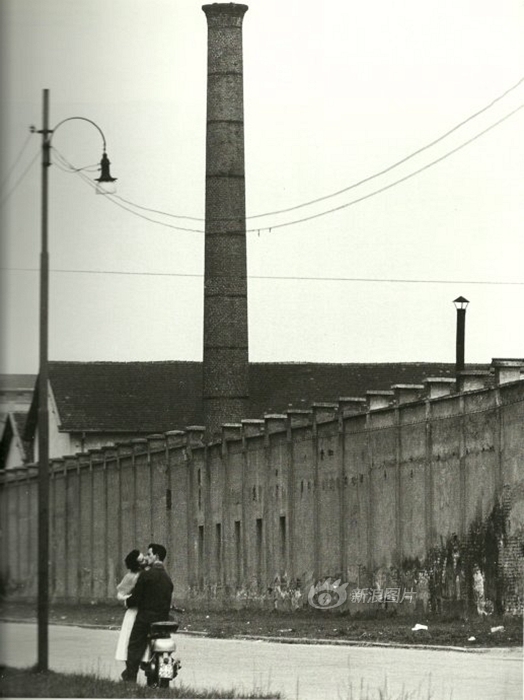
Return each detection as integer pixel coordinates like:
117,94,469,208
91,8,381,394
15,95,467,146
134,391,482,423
202,3,248,18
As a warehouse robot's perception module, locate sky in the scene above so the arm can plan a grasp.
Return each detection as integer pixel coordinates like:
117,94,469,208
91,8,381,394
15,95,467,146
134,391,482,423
1,0,523,375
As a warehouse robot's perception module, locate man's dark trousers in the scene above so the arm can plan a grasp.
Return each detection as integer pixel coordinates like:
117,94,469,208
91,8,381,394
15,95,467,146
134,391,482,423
124,611,161,681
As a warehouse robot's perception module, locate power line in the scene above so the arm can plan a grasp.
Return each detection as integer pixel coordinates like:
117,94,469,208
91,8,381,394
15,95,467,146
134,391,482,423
53,148,204,233
0,150,40,207
246,74,524,219
88,75,524,224
245,102,524,233
105,191,203,233
3,77,522,224
3,266,523,286
0,133,33,191
51,101,524,235
112,193,203,222
51,150,101,175
51,155,100,174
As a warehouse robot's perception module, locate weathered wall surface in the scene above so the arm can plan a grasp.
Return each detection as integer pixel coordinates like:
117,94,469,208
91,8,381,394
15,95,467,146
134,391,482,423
1,377,523,615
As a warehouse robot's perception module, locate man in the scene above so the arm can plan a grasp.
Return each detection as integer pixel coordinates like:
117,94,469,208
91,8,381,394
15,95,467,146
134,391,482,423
121,542,174,683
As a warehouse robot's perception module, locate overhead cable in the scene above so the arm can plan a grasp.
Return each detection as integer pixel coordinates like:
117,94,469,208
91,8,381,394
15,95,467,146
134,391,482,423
52,148,203,233
104,75,524,223
51,102,524,234
3,266,523,286
245,103,524,233
0,150,40,207
246,74,524,219
0,133,33,191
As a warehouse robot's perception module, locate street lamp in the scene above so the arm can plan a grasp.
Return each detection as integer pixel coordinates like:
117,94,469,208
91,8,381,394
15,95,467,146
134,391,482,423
34,88,117,672
453,296,469,383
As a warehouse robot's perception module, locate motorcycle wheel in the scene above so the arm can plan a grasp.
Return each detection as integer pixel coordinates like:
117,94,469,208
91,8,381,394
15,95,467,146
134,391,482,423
159,678,169,688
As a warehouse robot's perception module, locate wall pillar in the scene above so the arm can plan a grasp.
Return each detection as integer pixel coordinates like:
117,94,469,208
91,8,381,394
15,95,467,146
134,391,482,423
392,384,424,405
457,370,491,393
285,410,311,585
281,415,296,583
222,423,242,590
14,468,22,587
311,403,337,579
423,377,455,399
424,399,434,552
101,445,117,598
491,358,523,385
75,452,90,602
365,412,374,576
88,450,103,599
367,390,394,411
164,430,186,579
130,439,148,546
115,441,133,584
337,405,348,578
49,459,63,599
147,434,166,542
0,472,7,587
241,420,264,588
263,415,286,583
394,407,402,564
458,395,467,537
185,426,205,590
338,397,366,417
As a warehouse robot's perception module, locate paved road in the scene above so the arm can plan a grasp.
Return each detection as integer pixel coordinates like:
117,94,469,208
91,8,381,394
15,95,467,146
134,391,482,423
0,622,521,700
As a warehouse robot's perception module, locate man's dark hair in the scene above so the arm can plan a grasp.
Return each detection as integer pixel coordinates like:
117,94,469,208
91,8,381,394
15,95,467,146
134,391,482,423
148,543,167,562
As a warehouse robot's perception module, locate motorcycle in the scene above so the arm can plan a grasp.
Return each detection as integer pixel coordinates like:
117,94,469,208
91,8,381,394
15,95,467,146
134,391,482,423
141,614,183,688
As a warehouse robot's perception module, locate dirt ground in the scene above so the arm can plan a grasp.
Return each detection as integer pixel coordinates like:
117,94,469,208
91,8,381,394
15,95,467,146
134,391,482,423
1,600,521,648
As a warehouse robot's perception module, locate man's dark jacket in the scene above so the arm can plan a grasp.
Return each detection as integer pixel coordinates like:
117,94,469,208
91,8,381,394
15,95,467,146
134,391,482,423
126,562,173,622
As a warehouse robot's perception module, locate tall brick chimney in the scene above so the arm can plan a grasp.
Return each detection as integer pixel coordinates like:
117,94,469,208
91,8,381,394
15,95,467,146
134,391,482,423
202,3,249,437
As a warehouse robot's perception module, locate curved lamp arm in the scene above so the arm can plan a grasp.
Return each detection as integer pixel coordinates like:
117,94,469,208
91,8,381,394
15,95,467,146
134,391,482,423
32,114,116,183
48,116,109,152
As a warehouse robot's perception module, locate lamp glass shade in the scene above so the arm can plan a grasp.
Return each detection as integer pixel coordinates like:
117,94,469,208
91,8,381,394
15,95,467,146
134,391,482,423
95,181,117,195
453,296,469,311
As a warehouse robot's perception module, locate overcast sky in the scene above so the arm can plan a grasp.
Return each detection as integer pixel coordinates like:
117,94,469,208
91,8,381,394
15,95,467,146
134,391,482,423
1,0,523,375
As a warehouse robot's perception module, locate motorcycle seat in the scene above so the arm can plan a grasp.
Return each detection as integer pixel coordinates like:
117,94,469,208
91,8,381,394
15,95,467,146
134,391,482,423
150,621,179,637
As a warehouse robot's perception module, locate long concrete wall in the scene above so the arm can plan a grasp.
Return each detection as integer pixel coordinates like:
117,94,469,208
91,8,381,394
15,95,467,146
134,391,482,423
1,375,523,614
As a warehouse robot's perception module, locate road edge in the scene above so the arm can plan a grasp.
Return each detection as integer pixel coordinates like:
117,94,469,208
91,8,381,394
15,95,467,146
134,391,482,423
1,616,514,654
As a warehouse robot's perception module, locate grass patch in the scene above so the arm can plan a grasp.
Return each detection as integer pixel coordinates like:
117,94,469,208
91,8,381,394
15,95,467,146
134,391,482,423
0,666,281,699
1,600,522,648
0,666,444,700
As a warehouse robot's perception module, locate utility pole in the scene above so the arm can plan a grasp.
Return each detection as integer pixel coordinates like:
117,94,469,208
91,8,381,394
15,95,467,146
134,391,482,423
33,88,117,672
37,87,51,672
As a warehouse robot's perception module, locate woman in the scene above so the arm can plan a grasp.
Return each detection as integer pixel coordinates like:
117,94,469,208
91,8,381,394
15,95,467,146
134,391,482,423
115,549,146,663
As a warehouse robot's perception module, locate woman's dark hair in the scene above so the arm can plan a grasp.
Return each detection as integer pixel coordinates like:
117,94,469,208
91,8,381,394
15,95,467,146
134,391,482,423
124,549,142,573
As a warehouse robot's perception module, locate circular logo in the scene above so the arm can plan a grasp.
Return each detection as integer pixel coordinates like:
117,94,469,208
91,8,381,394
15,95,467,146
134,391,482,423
308,579,348,610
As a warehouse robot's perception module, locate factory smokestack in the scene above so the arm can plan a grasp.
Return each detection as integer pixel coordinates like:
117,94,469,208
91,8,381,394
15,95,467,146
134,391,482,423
202,3,250,437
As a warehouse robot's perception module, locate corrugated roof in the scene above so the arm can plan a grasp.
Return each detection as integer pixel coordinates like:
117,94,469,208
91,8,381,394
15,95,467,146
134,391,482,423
24,360,489,437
